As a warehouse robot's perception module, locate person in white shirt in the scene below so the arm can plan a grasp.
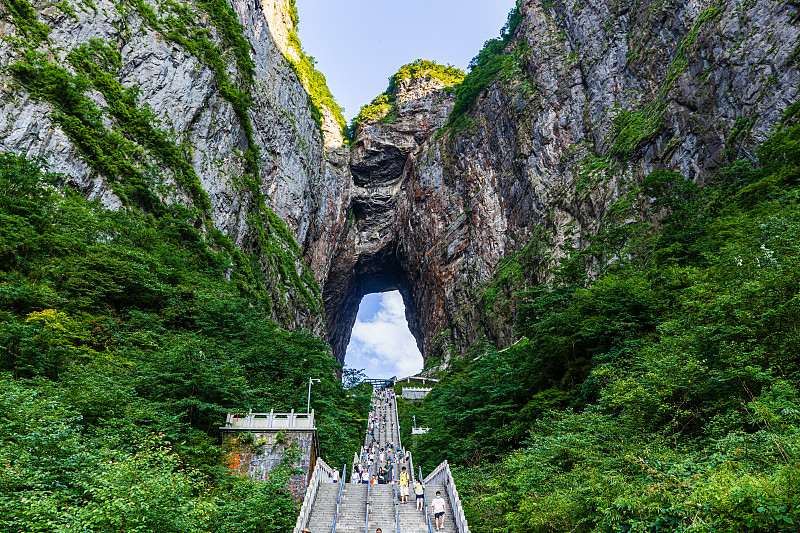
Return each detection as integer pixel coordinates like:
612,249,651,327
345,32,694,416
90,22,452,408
332,467,340,483
431,491,446,530
361,470,370,484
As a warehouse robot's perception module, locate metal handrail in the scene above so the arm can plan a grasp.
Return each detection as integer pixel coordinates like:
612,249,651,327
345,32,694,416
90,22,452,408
394,470,400,533
420,466,433,533
331,463,346,533
364,475,371,533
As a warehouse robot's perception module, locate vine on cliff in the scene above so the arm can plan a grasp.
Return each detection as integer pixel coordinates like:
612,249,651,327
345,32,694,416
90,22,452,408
610,4,722,157
0,0,50,44
116,0,322,311
68,39,213,213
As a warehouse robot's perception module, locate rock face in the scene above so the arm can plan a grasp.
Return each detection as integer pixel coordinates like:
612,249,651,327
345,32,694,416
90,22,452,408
323,77,457,362
1,0,798,369
0,0,348,335
323,0,799,366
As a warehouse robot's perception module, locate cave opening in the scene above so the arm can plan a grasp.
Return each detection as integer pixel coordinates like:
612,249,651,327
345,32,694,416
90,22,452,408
323,239,424,373
344,291,423,379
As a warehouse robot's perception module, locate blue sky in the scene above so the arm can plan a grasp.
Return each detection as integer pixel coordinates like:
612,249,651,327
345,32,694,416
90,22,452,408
295,0,517,122
345,292,423,379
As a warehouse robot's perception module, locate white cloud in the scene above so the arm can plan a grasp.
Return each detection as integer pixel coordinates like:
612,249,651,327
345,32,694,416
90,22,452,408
346,291,423,378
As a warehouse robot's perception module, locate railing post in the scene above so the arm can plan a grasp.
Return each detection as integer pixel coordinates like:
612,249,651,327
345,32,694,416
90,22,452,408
364,478,371,533
394,470,400,533
331,462,346,533
420,465,433,533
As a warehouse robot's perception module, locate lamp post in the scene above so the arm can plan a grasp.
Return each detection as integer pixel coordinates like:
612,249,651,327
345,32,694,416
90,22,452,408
307,378,321,413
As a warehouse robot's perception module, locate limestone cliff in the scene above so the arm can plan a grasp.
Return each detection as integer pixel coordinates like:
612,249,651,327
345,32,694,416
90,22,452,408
1,0,798,370
0,0,348,335
325,0,799,368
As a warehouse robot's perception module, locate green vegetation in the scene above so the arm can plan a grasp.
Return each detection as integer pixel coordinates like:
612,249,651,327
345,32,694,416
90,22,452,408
352,93,394,132
405,104,800,531
6,0,322,316
10,50,165,213
351,59,465,136
122,0,260,178
0,0,50,44
0,152,370,531
449,3,523,124
68,39,212,213
387,59,465,95
611,4,721,157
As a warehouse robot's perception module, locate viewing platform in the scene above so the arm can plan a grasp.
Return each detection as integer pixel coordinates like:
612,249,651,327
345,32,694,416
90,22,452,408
220,409,319,498
221,409,316,430
401,387,433,401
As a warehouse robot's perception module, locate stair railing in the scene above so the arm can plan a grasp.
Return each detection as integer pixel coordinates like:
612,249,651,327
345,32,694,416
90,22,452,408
420,466,433,533
394,469,400,533
331,463,346,533
364,475,371,533
292,457,333,533
424,460,471,533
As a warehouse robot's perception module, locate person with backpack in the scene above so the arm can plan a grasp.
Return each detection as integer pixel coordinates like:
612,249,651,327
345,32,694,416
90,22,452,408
398,466,410,503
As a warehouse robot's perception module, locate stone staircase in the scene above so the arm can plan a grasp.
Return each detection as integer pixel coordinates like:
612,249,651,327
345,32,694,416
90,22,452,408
306,483,339,533
417,484,457,533
367,484,396,533
295,387,469,533
335,483,368,533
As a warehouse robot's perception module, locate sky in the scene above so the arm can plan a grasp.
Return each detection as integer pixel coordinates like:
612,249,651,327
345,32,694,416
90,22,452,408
345,292,423,379
295,0,517,122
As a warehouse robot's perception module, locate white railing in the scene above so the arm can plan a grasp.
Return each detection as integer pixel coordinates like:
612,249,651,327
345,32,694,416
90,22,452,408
419,465,434,533
332,463,346,533
396,376,439,385
317,457,336,482
424,460,471,533
223,409,315,429
293,457,333,533
401,387,433,400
